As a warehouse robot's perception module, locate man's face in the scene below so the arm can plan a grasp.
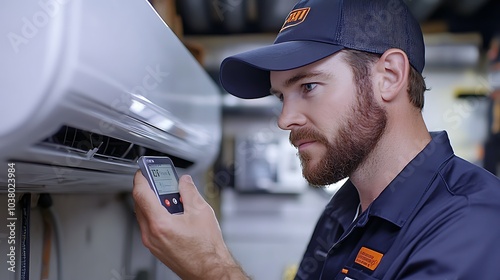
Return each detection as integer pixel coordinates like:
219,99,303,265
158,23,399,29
270,52,387,186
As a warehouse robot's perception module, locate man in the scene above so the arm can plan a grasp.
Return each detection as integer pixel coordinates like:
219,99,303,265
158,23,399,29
133,0,500,279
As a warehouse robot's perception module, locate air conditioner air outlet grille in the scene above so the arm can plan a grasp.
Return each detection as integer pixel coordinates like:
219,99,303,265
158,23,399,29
40,125,194,169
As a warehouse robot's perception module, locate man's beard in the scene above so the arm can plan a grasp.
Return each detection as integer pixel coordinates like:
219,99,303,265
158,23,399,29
290,84,387,187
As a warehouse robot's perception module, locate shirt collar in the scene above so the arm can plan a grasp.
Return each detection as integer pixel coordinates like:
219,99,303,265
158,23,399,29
325,179,360,230
324,131,455,229
367,131,455,227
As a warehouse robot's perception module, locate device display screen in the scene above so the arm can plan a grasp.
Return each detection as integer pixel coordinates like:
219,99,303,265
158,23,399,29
148,164,178,195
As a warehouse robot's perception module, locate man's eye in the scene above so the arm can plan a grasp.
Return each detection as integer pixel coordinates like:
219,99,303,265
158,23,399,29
304,83,317,91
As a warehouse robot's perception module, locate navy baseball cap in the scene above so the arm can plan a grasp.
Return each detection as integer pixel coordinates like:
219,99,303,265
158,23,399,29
219,0,425,99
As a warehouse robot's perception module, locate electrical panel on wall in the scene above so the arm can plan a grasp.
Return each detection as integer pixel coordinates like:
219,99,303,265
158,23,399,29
235,132,308,194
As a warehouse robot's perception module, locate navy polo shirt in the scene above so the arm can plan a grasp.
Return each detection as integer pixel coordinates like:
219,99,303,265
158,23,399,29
295,131,500,280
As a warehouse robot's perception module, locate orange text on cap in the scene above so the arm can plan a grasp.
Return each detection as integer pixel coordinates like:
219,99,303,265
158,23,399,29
280,8,311,32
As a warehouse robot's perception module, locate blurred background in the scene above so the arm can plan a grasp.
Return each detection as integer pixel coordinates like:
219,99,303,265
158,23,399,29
1,0,499,279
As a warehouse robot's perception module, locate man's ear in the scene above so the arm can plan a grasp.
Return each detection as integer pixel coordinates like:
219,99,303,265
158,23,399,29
374,49,409,102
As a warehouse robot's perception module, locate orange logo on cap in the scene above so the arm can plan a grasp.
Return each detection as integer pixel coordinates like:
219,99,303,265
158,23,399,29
280,7,310,32
354,247,383,271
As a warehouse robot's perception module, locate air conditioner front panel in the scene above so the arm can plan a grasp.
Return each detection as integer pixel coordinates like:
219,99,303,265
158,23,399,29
73,0,221,126
1,0,222,191
0,0,68,141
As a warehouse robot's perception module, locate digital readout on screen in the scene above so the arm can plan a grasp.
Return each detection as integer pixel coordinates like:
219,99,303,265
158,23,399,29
148,164,178,194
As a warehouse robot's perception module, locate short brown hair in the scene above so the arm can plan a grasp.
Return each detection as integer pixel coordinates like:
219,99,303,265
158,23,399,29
342,49,428,110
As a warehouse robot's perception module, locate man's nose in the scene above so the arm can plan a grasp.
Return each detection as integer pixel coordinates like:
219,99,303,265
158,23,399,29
277,101,307,130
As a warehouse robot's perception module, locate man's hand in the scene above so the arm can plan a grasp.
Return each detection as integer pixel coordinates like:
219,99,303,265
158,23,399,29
133,171,249,279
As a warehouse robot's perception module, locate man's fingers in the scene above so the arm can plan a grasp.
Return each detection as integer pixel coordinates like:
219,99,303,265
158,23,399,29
134,171,210,217
133,170,167,219
178,175,209,212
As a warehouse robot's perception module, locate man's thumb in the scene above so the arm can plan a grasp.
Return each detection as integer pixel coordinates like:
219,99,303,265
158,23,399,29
178,175,207,211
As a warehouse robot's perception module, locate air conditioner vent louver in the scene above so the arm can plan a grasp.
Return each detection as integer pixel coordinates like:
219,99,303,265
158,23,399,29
40,125,194,169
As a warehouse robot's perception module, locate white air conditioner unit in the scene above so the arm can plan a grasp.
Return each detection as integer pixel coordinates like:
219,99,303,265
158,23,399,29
0,0,222,192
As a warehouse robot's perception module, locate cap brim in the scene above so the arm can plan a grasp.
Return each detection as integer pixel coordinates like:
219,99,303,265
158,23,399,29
219,41,344,99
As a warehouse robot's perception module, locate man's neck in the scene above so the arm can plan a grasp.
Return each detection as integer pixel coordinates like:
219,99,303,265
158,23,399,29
350,114,431,212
